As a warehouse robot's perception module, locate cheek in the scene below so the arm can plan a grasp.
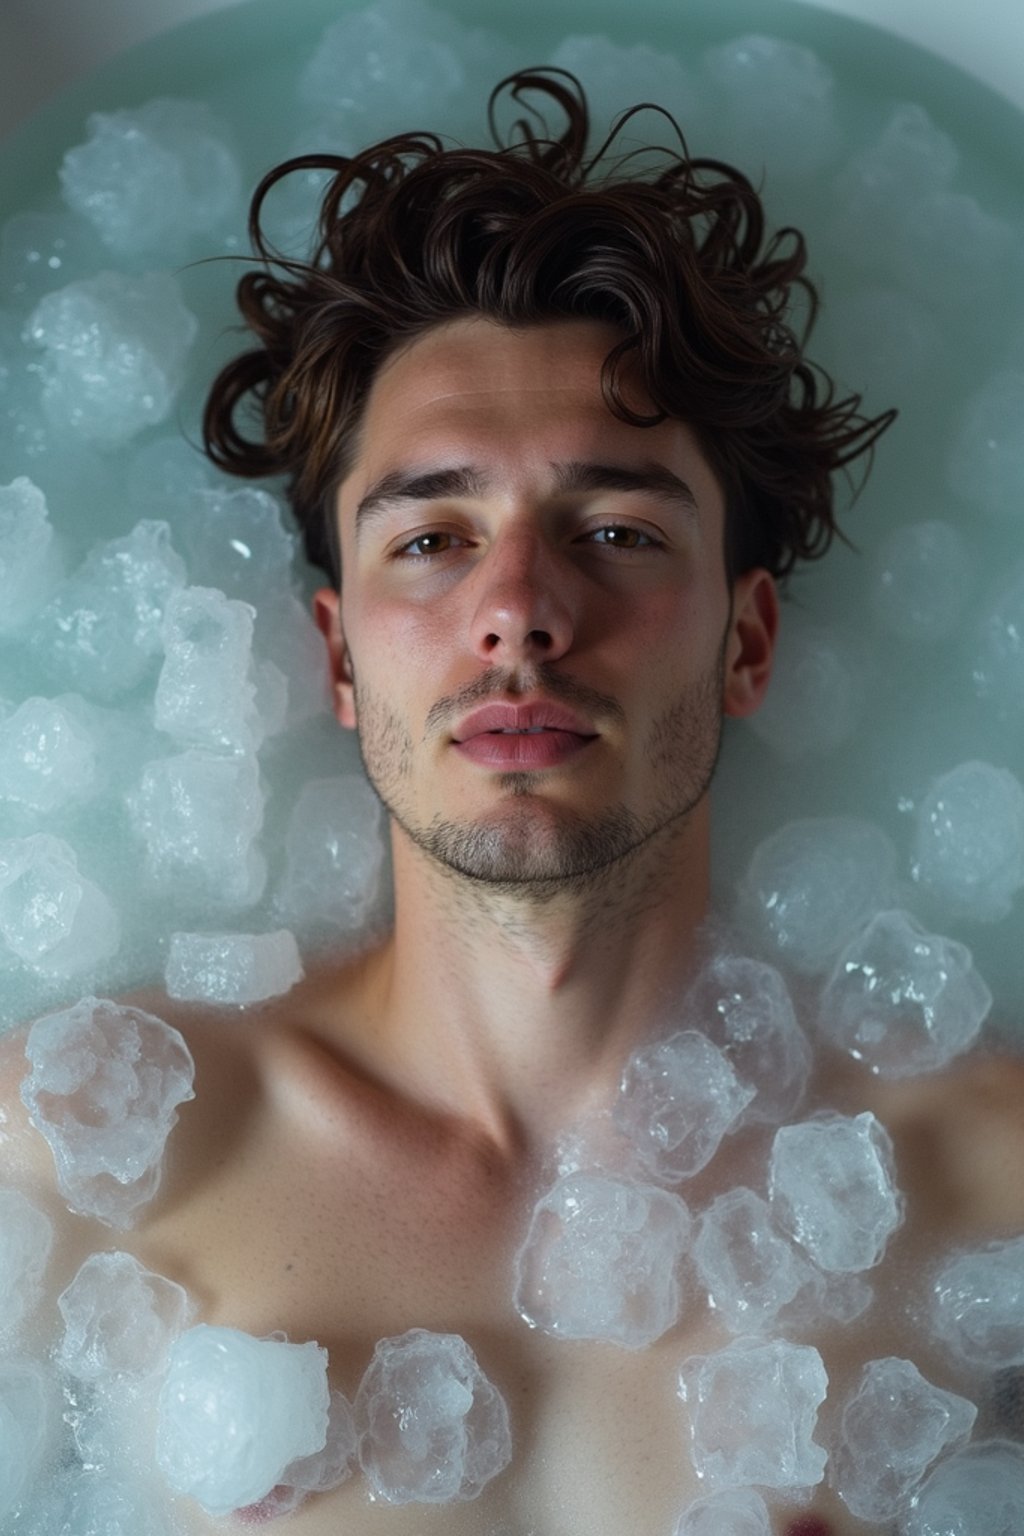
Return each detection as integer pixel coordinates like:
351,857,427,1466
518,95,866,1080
345,593,429,681
616,582,724,664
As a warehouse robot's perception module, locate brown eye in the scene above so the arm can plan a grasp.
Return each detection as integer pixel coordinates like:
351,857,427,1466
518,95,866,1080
400,531,456,556
590,525,657,549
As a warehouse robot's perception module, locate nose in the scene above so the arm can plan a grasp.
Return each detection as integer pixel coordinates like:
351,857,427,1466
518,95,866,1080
467,525,576,667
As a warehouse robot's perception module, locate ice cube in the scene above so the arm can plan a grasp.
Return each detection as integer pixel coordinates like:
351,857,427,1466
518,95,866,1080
156,1324,330,1517
678,1336,828,1489
0,476,63,633
301,0,467,132
613,1030,754,1182
911,761,1024,923
33,519,187,701
154,586,262,753
973,566,1024,714
355,1328,512,1505
871,521,974,645
736,817,898,975
931,1237,1024,1369
682,953,811,1125
165,929,304,1005
830,1357,976,1523
903,1440,1024,1536
746,613,867,760
275,775,386,934
122,433,220,519
0,695,98,812
59,98,241,259
0,1189,53,1339
513,1172,692,1348
281,1388,358,1494
816,287,945,412
674,1486,772,1536
692,1186,816,1335
259,593,331,727
0,833,119,977
0,1358,56,1521
702,34,839,180
17,1466,176,1536
57,1251,192,1380
65,1360,167,1493
830,103,960,270
0,208,105,310
20,995,195,1228
170,486,297,607
127,748,266,907
769,1112,904,1272
548,34,700,151
25,271,198,447
818,909,991,1077
818,1271,874,1325
895,193,1016,315
251,658,289,743
947,371,1024,520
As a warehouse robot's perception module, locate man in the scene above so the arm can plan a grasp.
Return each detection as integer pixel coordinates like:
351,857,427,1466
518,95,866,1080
4,68,1023,1536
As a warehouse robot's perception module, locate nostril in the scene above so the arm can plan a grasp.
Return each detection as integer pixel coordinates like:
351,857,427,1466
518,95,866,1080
483,629,553,652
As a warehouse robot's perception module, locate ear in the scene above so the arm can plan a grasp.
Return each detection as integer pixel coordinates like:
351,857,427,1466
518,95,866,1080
312,587,357,728
722,567,779,718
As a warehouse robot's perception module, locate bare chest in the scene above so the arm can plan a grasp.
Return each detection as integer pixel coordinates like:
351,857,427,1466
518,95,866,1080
114,1088,871,1536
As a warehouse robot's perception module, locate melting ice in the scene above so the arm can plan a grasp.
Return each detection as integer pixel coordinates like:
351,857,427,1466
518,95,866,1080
769,1111,904,1272
355,1328,512,1504
829,1357,976,1522
156,1324,331,1516
818,908,992,1077
513,1171,692,1348
19,996,195,1227
678,1336,828,1490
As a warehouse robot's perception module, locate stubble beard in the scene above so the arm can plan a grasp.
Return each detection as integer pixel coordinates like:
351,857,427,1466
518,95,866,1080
352,641,727,896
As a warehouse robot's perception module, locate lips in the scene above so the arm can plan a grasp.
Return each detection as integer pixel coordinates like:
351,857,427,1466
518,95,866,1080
451,700,599,771
452,701,598,743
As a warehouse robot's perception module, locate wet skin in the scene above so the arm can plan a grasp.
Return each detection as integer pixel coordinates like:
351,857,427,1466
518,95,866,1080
2,319,1023,1534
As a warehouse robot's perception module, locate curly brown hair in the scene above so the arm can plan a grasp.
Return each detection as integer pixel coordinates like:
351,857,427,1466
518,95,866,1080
202,66,895,588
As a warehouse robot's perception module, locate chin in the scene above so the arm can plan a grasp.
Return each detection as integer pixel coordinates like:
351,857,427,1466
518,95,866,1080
416,796,653,888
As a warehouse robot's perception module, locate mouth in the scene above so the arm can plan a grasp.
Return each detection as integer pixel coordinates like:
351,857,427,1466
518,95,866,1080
452,723,597,770
452,702,599,744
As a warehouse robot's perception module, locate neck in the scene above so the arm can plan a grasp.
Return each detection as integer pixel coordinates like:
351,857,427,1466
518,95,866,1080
364,804,713,1157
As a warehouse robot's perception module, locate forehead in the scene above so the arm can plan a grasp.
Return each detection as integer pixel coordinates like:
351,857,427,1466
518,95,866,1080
374,313,626,395
341,316,724,520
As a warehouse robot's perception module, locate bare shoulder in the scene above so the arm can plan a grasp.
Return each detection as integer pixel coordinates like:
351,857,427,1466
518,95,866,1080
0,987,260,1207
866,1046,1024,1238
113,962,390,1197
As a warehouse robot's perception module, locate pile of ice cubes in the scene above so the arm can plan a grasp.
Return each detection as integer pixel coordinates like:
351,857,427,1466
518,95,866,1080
513,947,1022,1527
1,0,1023,1529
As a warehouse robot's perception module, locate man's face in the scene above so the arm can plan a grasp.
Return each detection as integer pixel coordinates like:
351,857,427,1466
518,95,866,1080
316,316,775,890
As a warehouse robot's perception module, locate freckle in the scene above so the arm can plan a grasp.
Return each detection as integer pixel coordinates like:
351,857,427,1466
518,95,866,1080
284,1262,294,1271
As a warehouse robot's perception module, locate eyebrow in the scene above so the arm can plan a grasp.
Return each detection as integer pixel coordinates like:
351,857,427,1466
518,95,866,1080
353,459,700,540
